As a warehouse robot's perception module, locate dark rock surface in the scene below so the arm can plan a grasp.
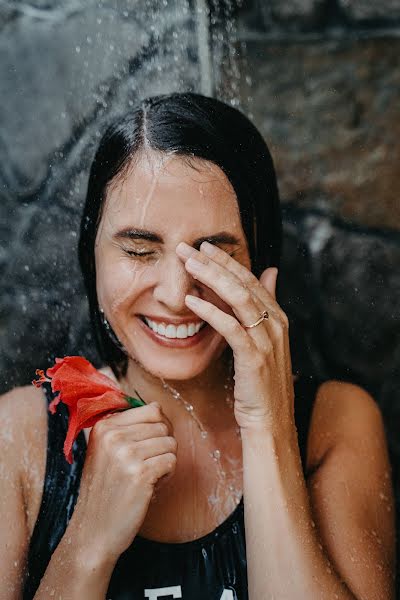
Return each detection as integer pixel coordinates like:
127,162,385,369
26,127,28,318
340,0,400,23
243,0,400,31
237,36,400,231
0,0,399,592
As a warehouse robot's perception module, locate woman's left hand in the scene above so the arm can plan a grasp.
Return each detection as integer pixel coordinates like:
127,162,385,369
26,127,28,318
176,241,295,433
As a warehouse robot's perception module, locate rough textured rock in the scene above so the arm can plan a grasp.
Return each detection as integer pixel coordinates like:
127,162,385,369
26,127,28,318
340,0,400,22
0,0,203,389
269,0,327,28
1,1,400,589
242,0,400,30
240,38,400,231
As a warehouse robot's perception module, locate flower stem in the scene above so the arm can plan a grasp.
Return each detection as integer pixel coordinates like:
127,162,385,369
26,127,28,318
126,395,146,408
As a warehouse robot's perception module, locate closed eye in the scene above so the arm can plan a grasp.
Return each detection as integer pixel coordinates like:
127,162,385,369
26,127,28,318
123,248,238,258
124,250,154,257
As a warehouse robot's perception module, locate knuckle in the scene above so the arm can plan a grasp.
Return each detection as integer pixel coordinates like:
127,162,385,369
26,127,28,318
229,317,242,334
92,418,108,436
166,452,177,469
263,343,274,357
220,251,230,266
114,443,131,463
168,436,178,451
253,353,267,370
235,286,251,306
158,422,169,436
127,460,144,478
150,403,162,419
101,427,118,447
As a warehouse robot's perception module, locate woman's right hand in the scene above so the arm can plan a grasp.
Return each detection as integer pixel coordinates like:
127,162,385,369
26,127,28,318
69,401,177,565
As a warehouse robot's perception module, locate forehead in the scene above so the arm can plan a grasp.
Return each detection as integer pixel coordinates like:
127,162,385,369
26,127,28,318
100,152,243,234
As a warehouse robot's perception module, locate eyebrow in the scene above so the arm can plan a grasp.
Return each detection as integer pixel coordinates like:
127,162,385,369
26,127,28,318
113,228,241,249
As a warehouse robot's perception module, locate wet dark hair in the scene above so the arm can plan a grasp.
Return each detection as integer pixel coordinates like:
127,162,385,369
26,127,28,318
78,92,282,379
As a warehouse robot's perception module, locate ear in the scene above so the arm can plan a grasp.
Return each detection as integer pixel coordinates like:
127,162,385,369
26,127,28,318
259,267,278,300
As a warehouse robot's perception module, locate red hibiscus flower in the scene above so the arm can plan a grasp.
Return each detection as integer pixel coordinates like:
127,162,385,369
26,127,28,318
32,356,145,464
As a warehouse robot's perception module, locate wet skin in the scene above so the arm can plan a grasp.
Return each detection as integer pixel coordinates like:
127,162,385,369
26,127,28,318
94,150,253,421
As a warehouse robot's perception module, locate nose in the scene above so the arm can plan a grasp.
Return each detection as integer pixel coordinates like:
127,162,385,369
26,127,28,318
152,254,201,313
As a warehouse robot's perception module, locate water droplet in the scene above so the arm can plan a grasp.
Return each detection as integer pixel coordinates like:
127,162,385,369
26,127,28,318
185,404,194,412
208,494,220,506
200,431,208,439
212,449,221,460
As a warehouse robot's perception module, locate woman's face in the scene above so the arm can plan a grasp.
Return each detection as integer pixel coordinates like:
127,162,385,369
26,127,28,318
95,150,252,381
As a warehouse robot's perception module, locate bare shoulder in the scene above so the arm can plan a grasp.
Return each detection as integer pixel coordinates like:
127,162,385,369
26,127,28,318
0,384,48,536
0,382,47,421
305,380,395,598
0,386,46,457
306,379,385,471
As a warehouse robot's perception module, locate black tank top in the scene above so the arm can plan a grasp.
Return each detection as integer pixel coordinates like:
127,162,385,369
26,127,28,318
23,375,323,600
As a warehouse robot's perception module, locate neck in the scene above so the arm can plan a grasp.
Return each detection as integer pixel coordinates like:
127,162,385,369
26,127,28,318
118,348,235,428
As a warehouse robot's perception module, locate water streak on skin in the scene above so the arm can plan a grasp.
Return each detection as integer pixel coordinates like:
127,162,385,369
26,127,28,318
90,151,253,525
137,152,165,230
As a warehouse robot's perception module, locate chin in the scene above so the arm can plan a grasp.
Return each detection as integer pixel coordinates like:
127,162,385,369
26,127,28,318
128,338,228,383
133,353,217,382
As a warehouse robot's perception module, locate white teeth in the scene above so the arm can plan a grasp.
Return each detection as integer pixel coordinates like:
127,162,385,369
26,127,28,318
143,317,205,339
165,324,177,339
176,324,187,338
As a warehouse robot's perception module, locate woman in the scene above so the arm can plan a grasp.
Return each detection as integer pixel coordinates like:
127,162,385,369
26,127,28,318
0,92,395,599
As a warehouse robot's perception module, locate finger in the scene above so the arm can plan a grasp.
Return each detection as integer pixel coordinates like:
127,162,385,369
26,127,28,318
178,250,272,348
112,422,171,441
133,436,178,461
197,243,287,328
177,241,282,321
184,294,270,365
177,251,266,336
102,402,172,431
259,267,278,301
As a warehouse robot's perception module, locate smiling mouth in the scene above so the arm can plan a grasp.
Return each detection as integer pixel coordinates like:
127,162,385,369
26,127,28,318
139,315,207,339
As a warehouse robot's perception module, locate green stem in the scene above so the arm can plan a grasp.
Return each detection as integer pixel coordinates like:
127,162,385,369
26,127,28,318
126,395,146,408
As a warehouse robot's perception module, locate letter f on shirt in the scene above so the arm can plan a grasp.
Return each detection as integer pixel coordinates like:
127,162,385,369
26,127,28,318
144,586,182,599
144,586,235,599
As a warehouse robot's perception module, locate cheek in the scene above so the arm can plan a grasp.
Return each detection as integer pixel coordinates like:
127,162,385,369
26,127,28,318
96,257,155,315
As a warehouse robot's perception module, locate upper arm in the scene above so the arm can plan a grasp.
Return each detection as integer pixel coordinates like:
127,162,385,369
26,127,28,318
0,387,36,599
306,380,396,600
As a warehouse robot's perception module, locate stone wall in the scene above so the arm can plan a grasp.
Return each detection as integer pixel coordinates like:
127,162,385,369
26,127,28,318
236,2,400,587
0,0,399,588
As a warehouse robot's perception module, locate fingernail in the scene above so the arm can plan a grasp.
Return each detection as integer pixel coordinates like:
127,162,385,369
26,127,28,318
200,241,216,255
185,294,202,305
176,242,192,257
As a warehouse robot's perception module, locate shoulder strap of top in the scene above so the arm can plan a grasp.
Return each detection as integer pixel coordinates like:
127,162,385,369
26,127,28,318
294,374,324,477
23,384,86,600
